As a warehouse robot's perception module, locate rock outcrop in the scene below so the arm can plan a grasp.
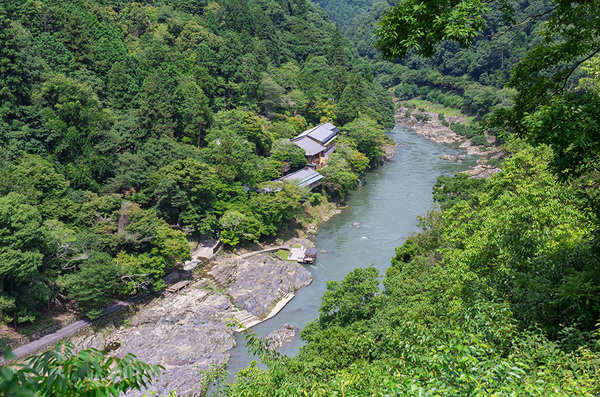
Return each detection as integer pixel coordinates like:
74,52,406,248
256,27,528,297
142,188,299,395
395,106,464,144
211,253,313,317
265,324,296,351
72,286,236,396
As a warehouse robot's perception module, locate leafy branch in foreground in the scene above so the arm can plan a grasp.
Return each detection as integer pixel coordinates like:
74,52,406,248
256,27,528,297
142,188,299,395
0,340,162,396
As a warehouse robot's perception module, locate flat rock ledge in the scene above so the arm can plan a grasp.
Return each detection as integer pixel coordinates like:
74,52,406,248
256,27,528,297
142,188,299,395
225,255,312,317
71,249,312,396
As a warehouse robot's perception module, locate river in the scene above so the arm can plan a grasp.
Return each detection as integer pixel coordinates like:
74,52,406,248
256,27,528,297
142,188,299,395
222,124,478,384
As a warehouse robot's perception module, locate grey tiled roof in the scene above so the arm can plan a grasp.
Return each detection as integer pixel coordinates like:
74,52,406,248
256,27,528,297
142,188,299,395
294,123,339,145
292,136,326,156
280,167,324,188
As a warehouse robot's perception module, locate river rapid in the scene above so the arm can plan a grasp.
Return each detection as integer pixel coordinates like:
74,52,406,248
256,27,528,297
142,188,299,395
222,124,479,383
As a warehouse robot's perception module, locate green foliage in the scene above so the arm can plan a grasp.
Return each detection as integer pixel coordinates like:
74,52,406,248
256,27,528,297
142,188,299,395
376,0,488,59
450,122,479,138
342,115,388,165
270,139,308,169
33,74,114,190
219,210,262,248
0,341,162,396
412,112,431,123
443,147,596,333
67,252,118,318
250,183,303,236
0,192,47,323
470,134,488,147
433,172,487,210
153,158,219,225
318,155,359,199
314,266,381,329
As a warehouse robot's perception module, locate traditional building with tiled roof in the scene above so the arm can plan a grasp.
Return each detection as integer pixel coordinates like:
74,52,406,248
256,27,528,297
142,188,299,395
291,123,339,169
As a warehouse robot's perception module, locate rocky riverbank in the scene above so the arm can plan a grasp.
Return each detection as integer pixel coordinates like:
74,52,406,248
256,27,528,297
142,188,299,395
395,104,504,179
71,239,313,396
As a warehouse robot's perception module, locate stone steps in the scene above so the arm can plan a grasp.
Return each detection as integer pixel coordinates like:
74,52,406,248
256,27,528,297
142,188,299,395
233,310,263,332
232,291,295,332
204,273,227,290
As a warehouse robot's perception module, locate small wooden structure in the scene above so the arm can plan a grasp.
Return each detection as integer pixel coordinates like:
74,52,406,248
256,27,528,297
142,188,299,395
280,167,324,190
165,280,190,293
299,248,318,264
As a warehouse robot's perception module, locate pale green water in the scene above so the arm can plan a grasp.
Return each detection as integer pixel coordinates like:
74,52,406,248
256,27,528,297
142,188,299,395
223,125,478,382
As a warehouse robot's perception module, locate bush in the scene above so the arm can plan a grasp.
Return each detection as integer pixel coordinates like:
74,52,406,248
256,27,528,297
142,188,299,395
418,107,427,112
488,157,501,167
438,113,446,121
393,83,419,99
404,110,412,118
413,113,431,123
451,122,479,138
310,193,323,205
471,135,488,147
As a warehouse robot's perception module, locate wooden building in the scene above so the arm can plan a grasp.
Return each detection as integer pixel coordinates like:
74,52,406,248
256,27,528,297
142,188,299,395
291,123,339,169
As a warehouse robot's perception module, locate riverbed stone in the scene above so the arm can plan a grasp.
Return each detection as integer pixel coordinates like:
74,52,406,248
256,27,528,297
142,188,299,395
103,287,236,397
440,154,458,161
266,324,296,350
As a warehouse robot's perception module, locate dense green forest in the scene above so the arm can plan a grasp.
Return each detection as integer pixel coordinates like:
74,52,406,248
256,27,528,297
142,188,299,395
0,0,394,325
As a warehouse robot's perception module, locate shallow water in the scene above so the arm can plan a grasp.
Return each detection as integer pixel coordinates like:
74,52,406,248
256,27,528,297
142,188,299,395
222,124,478,383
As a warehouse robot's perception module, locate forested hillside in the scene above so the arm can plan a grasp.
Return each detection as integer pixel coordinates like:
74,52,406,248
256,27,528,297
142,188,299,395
0,0,393,326
2,0,600,395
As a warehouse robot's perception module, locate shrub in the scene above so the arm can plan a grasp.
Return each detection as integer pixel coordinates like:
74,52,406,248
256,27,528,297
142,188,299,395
471,135,488,147
488,157,501,167
310,193,323,205
451,122,479,138
413,113,431,123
